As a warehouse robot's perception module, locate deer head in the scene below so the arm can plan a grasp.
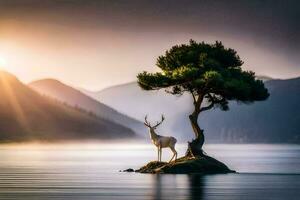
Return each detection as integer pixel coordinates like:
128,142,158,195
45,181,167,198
144,115,165,130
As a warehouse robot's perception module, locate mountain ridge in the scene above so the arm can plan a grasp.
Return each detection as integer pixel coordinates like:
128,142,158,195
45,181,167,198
29,78,146,136
0,71,135,142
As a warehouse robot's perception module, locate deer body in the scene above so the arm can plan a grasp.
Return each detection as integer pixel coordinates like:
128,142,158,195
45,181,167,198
144,115,177,162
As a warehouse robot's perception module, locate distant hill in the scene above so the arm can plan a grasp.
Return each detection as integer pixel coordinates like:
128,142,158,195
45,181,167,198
83,81,189,138
256,75,273,82
0,71,135,142
29,79,146,136
85,77,300,143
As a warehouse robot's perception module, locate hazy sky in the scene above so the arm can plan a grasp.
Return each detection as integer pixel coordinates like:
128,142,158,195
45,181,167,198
0,0,299,90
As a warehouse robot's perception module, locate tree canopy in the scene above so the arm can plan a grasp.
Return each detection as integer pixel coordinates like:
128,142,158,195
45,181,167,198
137,40,269,112
138,40,270,155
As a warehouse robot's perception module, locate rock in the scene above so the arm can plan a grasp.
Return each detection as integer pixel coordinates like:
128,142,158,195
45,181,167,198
123,168,135,172
136,161,168,173
136,156,236,174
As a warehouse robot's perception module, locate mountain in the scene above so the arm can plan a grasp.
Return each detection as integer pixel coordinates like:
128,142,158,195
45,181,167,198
83,82,191,138
29,79,145,136
85,77,300,143
0,71,135,142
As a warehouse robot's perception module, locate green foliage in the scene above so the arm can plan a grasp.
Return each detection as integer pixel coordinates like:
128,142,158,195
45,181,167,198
137,40,269,112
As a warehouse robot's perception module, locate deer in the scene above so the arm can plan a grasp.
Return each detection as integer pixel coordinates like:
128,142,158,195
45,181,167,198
144,115,178,163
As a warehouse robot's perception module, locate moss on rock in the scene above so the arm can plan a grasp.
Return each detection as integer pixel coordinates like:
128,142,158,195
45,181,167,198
136,156,235,174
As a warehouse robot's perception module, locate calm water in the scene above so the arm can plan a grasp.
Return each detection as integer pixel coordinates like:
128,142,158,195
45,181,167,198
0,143,299,200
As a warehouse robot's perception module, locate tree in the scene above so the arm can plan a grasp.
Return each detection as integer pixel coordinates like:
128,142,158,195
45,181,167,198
137,40,269,156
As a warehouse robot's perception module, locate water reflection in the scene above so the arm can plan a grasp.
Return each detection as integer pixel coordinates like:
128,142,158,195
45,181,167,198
0,144,299,199
188,175,205,200
151,174,205,200
151,175,181,200
152,175,162,200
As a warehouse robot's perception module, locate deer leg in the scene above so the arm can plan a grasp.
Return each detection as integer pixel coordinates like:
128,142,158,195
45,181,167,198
160,147,162,162
169,147,177,163
169,154,175,163
169,147,175,162
157,146,160,161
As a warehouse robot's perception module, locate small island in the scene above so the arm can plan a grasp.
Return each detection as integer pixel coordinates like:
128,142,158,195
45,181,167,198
137,156,235,174
134,40,269,174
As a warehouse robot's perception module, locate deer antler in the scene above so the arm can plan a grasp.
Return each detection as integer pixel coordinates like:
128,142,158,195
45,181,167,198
144,115,151,127
153,115,165,128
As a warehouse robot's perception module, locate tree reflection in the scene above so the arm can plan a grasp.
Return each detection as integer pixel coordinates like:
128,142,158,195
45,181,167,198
188,174,205,200
151,174,205,200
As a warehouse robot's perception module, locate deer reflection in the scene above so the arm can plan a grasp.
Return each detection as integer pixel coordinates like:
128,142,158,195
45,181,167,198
151,175,178,200
153,175,162,200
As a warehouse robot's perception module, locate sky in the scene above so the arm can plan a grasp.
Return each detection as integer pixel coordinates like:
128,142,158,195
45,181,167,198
0,0,299,90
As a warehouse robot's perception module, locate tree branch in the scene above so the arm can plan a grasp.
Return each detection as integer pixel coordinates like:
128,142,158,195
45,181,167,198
200,102,214,112
190,90,196,104
191,92,204,115
199,93,227,113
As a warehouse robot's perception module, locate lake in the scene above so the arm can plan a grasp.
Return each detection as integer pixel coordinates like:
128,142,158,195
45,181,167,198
0,143,299,200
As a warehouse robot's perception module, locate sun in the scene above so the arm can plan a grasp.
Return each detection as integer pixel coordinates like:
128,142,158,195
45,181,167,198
0,56,7,69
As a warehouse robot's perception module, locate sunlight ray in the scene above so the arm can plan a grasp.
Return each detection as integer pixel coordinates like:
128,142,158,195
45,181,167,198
0,72,30,133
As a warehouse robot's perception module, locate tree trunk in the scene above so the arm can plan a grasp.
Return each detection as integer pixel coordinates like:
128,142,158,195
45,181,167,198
186,112,205,157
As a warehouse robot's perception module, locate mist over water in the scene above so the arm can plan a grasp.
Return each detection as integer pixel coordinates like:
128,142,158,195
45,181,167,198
0,143,299,200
